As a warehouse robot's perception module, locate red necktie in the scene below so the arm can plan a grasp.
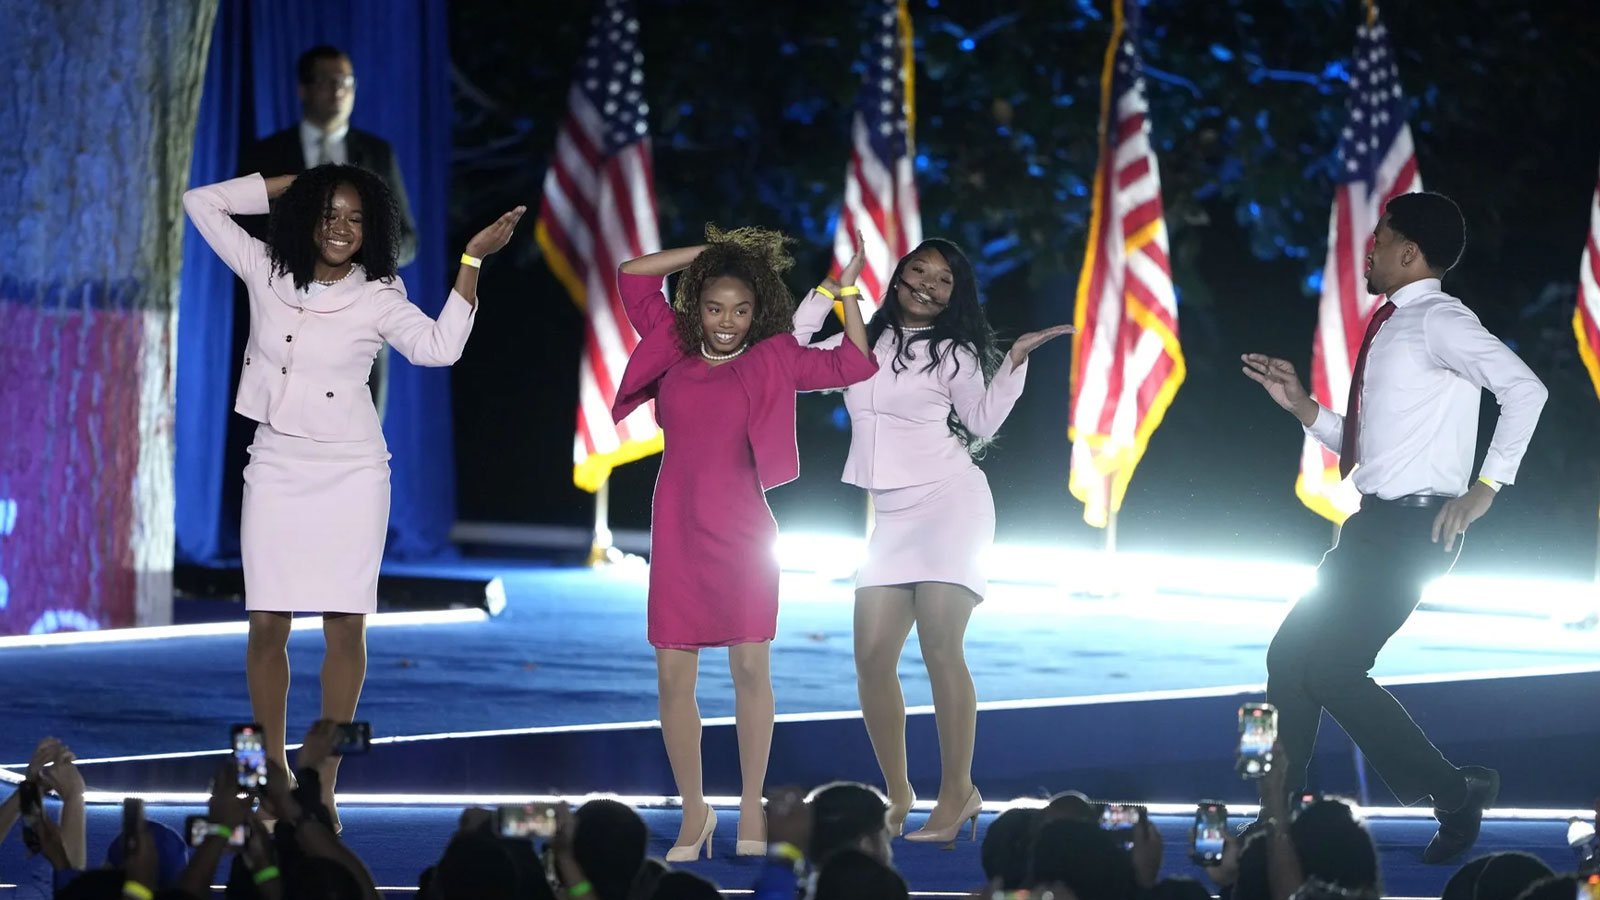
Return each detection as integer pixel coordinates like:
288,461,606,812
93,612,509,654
1339,300,1397,479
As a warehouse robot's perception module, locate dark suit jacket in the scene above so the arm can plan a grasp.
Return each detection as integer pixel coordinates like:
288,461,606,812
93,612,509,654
233,125,417,266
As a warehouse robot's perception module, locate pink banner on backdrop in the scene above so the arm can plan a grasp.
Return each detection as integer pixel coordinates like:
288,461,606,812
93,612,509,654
0,299,146,635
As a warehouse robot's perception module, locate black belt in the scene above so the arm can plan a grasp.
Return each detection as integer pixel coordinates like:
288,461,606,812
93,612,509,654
1364,493,1452,510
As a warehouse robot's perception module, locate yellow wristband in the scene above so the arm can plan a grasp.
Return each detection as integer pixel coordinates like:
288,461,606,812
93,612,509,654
770,842,804,863
460,253,483,269
123,882,155,900
1477,476,1501,492
815,284,836,301
839,285,861,297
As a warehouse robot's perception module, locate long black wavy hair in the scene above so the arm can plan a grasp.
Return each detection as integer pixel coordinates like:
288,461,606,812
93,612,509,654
867,238,1004,455
266,163,401,290
672,224,797,354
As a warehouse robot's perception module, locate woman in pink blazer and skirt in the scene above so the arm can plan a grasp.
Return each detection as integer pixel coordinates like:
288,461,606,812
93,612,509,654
793,239,1072,843
184,167,523,826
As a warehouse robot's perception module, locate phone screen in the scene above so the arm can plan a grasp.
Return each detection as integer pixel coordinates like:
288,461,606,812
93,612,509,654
186,815,249,848
232,723,268,793
1192,802,1228,865
333,722,371,756
496,804,557,839
1237,703,1278,778
1097,803,1141,832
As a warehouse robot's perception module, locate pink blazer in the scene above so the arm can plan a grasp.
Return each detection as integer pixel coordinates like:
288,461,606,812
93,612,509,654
183,174,475,443
611,271,878,491
792,290,1027,490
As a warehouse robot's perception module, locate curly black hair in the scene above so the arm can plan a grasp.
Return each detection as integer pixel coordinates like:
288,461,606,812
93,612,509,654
866,239,1004,456
266,163,401,290
672,224,797,354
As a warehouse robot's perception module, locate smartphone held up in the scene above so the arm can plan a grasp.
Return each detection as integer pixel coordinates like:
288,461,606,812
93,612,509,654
1237,702,1277,779
1191,801,1228,866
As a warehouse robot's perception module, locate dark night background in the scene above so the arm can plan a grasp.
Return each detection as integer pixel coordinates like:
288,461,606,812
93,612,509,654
439,0,1600,580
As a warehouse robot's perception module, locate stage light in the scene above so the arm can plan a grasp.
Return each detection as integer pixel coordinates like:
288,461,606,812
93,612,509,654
772,532,1596,621
0,607,487,650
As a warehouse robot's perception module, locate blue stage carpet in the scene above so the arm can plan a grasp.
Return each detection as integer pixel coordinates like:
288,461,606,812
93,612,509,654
3,563,1597,763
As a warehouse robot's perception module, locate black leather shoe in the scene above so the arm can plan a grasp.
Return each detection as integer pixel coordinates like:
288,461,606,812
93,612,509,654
1423,767,1500,865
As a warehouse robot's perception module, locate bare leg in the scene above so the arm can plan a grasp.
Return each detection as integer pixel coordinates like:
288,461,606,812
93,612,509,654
246,611,294,772
728,641,775,844
853,586,918,823
657,648,708,847
317,612,368,830
911,582,978,829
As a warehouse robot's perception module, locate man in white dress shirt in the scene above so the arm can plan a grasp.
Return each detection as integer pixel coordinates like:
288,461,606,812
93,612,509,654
1242,192,1547,864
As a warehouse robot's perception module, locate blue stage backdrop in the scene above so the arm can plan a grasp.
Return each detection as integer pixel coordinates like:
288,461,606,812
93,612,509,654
0,1,215,635
176,0,455,564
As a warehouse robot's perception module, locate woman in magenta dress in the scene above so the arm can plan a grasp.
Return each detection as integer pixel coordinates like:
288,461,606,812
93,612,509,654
612,227,876,860
184,166,522,827
792,239,1072,843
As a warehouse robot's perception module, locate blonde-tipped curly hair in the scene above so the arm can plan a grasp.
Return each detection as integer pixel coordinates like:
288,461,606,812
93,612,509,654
672,224,797,354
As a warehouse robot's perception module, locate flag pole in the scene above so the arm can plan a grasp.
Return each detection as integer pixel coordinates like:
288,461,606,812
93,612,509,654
588,477,615,567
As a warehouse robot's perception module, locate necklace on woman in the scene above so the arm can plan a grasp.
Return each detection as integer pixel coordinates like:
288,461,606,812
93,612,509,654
700,343,747,362
900,324,934,333
313,267,354,286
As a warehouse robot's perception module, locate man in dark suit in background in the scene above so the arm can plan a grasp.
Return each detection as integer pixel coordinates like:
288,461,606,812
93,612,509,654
220,45,417,555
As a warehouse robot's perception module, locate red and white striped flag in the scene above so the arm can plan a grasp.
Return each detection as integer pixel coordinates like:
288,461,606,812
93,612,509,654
830,0,921,318
1297,10,1420,523
1068,0,1184,529
535,0,663,493
1576,161,1600,520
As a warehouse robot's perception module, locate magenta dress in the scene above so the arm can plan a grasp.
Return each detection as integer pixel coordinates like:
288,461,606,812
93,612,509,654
612,272,878,649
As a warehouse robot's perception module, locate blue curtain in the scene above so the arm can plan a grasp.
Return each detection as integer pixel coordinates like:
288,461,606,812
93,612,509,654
176,0,454,563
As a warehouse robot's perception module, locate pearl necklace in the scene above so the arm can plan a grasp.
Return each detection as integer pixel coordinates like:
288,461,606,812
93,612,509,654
700,343,747,362
313,268,355,286
900,325,934,333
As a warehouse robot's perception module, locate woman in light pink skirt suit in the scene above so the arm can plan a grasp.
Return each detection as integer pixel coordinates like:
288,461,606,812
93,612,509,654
184,166,523,826
793,239,1072,843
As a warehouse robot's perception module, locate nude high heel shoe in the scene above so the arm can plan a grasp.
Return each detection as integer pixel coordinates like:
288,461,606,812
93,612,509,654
904,787,982,848
665,806,717,862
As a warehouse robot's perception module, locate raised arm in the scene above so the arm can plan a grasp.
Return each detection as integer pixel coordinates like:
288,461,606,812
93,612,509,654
822,230,871,357
614,246,706,339
181,174,295,279
947,348,1026,440
620,245,708,277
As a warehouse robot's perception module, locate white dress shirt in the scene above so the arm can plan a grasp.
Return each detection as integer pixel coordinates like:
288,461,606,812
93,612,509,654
299,120,350,167
1305,278,1548,499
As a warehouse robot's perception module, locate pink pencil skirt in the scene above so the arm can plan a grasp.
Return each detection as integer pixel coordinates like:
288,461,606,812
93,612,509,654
856,466,995,602
240,422,391,614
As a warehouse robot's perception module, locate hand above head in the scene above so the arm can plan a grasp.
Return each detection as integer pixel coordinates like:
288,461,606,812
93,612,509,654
1431,482,1495,552
263,761,304,823
27,737,62,782
1259,741,1292,819
464,206,528,259
1241,354,1318,424
207,764,250,830
1130,807,1164,889
295,720,341,773
1203,829,1241,887
264,174,298,200
37,744,85,801
765,785,812,853
1008,324,1075,368
838,230,867,287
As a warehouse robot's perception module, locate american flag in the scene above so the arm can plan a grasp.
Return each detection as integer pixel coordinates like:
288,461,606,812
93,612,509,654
535,0,663,493
1067,0,1184,529
830,0,921,318
1577,161,1600,521
1296,11,1419,522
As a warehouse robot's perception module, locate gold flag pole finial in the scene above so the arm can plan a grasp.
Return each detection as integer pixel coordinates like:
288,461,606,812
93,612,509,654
1363,0,1378,27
